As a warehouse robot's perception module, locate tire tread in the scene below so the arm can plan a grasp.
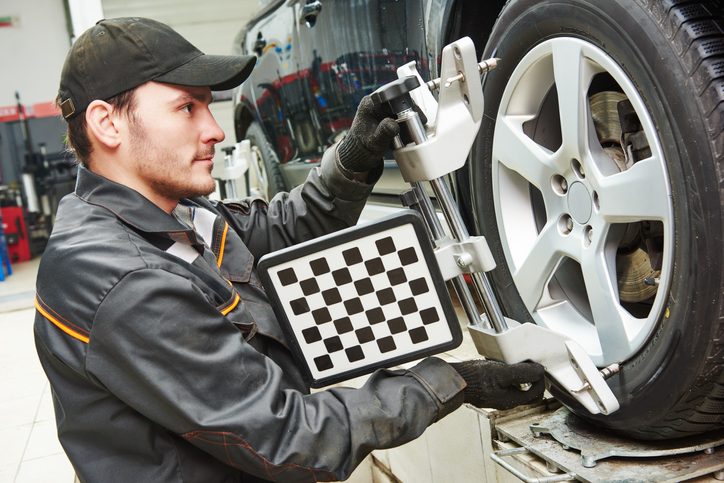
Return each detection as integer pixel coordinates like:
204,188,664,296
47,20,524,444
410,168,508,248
609,0,724,440
624,0,723,439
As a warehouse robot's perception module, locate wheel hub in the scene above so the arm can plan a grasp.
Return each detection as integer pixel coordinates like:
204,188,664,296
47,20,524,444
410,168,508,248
567,182,592,224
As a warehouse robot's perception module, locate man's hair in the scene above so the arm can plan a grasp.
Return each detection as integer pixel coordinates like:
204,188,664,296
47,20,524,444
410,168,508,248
59,89,137,168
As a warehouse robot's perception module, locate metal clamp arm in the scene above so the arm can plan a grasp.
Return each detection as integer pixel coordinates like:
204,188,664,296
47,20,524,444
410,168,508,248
434,236,497,281
468,318,620,415
391,37,484,182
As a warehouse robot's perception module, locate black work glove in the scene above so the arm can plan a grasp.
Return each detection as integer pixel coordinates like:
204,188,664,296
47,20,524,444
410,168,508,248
337,95,400,176
450,360,546,410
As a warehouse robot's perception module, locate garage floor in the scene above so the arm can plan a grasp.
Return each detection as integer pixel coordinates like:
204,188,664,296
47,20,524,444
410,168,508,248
0,257,75,483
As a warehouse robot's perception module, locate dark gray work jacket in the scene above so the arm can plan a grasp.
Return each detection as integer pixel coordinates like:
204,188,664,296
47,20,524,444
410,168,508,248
33,149,465,483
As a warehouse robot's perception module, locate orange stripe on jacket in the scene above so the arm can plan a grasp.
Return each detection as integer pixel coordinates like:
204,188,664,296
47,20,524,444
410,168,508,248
35,299,90,343
221,293,240,315
217,222,229,267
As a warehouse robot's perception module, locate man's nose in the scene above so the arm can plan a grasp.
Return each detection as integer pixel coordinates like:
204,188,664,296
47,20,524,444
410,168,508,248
202,110,225,144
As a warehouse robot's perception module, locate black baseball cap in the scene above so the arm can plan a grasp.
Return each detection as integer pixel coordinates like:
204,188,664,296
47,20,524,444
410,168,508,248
58,17,256,120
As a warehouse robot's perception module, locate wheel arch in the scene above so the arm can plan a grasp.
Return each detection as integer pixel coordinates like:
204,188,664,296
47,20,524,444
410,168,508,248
441,0,507,63
442,0,508,231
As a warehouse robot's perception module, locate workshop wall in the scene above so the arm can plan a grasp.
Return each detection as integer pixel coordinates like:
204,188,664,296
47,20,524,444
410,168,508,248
0,0,258,109
102,0,259,57
0,0,70,108
0,0,69,189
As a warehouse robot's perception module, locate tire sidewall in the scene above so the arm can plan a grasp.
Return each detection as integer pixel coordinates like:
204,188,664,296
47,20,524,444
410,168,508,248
472,0,723,431
246,122,287,200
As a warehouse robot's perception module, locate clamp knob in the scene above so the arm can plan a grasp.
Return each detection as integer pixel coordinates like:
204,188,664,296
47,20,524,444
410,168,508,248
370,76,421,114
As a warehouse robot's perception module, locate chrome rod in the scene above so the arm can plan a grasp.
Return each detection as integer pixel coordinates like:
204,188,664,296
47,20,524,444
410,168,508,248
429,177,508,333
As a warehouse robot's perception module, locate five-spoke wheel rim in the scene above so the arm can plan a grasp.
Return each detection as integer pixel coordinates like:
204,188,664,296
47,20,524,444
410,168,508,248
491,38,673,366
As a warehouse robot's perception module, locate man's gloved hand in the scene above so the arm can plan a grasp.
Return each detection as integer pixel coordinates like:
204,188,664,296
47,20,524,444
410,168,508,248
337,95,400,176
450,360,546,410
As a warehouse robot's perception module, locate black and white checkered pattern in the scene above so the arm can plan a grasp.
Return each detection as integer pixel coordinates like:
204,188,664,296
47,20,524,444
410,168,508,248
258,211,462,387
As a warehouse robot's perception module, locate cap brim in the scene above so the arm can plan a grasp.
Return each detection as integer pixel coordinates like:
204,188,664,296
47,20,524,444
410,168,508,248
154,54,256,91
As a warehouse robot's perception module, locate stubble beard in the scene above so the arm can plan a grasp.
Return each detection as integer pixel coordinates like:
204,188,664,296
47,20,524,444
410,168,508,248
129,117,217,202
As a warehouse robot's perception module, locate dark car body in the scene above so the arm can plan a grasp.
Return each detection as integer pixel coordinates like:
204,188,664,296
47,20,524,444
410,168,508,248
231,0,505,196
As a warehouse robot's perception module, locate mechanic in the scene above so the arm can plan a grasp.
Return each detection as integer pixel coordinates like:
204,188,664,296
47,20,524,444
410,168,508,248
34,17,545,483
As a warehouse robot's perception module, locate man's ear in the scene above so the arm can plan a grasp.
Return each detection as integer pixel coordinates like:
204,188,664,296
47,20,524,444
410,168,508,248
86,100,121,149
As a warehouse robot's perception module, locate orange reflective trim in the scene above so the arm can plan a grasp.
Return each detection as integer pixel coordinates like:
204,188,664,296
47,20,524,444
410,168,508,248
221,293,240,315
217,222,229,267
35,299,89,343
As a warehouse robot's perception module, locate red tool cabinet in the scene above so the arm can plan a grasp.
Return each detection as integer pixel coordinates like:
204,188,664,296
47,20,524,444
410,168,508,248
1,207,31,263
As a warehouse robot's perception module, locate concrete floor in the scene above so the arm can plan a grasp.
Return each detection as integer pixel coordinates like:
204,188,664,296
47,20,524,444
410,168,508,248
0,257,76,483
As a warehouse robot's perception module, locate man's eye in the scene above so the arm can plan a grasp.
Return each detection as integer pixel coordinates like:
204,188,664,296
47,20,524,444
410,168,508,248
182,104,193,113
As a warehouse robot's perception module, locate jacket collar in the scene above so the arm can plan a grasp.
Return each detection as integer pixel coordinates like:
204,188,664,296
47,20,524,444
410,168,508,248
74,166,207,246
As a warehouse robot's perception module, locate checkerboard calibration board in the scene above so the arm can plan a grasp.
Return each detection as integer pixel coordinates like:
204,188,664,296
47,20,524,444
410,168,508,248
258,211,462,387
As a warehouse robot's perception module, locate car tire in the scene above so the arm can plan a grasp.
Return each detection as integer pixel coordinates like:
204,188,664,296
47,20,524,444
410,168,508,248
471,0,724,439
245,121,287,200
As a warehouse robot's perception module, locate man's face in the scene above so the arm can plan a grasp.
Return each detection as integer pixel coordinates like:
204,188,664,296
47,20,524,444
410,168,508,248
125,82,224,205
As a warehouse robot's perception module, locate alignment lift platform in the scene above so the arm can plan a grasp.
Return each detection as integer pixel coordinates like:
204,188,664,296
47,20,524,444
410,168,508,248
487,400,724,483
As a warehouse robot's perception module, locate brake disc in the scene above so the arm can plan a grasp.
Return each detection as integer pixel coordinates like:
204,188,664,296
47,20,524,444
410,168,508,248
590,91,660,303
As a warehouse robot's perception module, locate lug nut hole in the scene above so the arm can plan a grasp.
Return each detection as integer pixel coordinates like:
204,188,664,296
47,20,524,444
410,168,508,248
559,215,574,235
553,174,568,195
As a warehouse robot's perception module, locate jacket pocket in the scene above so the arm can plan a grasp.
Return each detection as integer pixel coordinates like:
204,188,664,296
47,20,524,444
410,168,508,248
215,221,254,283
